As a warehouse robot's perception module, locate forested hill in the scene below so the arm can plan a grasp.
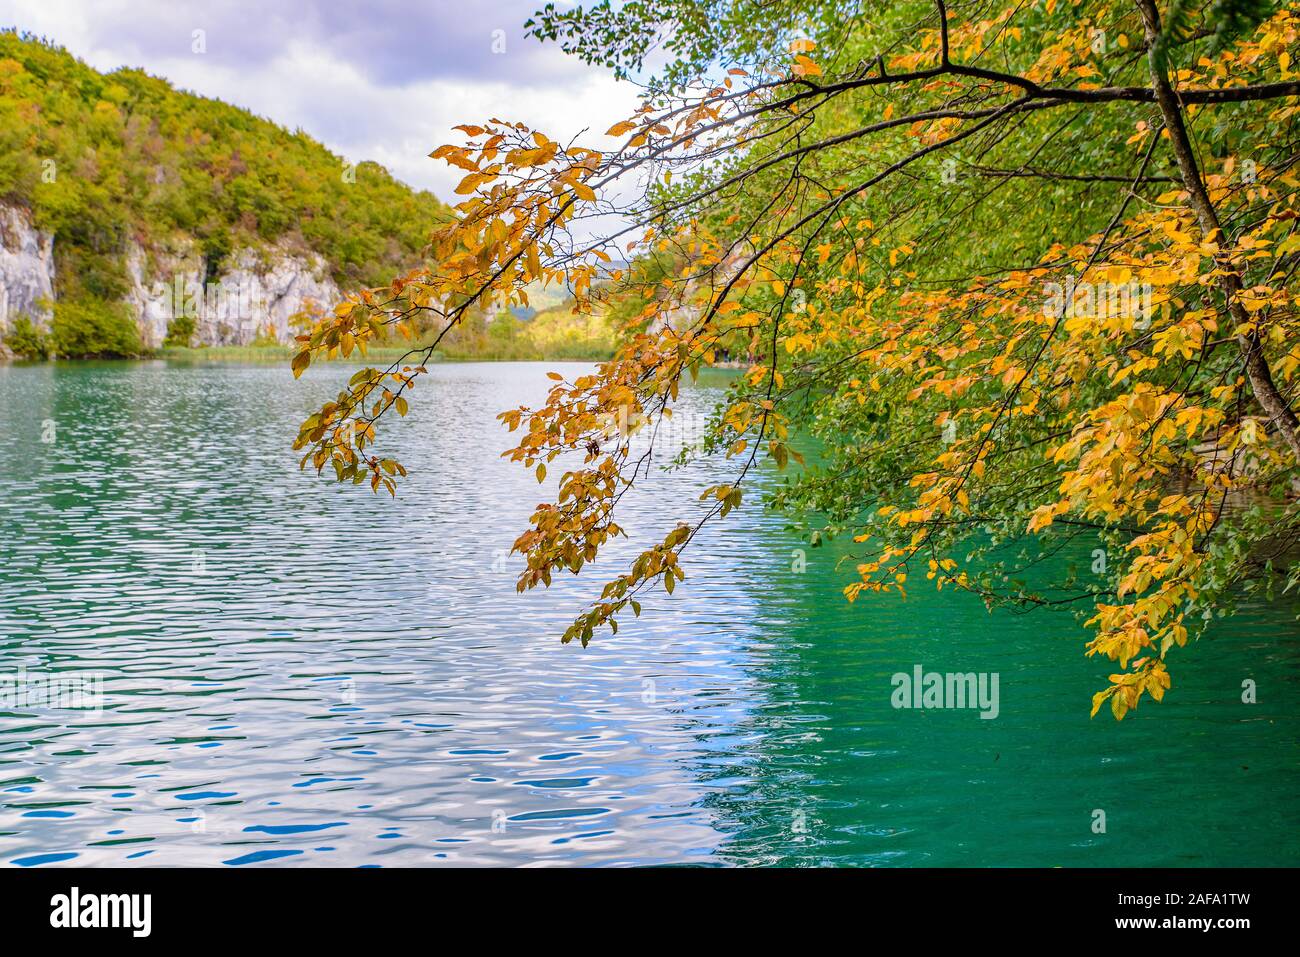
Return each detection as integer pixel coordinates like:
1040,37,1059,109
0,30,449,299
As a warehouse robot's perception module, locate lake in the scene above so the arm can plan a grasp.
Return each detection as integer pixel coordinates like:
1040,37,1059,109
0,359,1296,867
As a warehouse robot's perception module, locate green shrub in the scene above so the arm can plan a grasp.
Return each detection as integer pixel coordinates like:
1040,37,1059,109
163,313,196,347
50,300,140,357
250,324,283,347
3,314,51,359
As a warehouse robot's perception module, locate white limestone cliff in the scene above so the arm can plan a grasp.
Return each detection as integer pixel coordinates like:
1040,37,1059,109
0,204,55,340
1,202,341,352
127,240,341,348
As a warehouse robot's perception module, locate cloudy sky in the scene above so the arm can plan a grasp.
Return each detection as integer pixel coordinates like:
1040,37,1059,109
0,0,643,201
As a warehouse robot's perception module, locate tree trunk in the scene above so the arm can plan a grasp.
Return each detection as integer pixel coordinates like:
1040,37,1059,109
1134,0,1300,459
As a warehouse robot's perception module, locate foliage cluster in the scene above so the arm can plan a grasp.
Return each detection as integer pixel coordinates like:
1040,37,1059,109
293,0,1300,718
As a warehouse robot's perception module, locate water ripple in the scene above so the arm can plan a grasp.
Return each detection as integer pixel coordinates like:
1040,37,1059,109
1,360,1296,867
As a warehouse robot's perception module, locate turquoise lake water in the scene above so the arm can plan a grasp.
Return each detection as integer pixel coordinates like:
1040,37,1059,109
0,359,1296,866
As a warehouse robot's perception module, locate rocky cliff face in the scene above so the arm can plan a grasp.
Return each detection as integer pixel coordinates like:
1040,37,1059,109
126,238,340,348
1,203,341,352
0,205,55,335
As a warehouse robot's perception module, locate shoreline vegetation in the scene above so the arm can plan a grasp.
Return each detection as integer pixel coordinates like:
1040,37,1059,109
0,350,609,364
161,336,615,364
0,259,635,365
0,302,624,366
